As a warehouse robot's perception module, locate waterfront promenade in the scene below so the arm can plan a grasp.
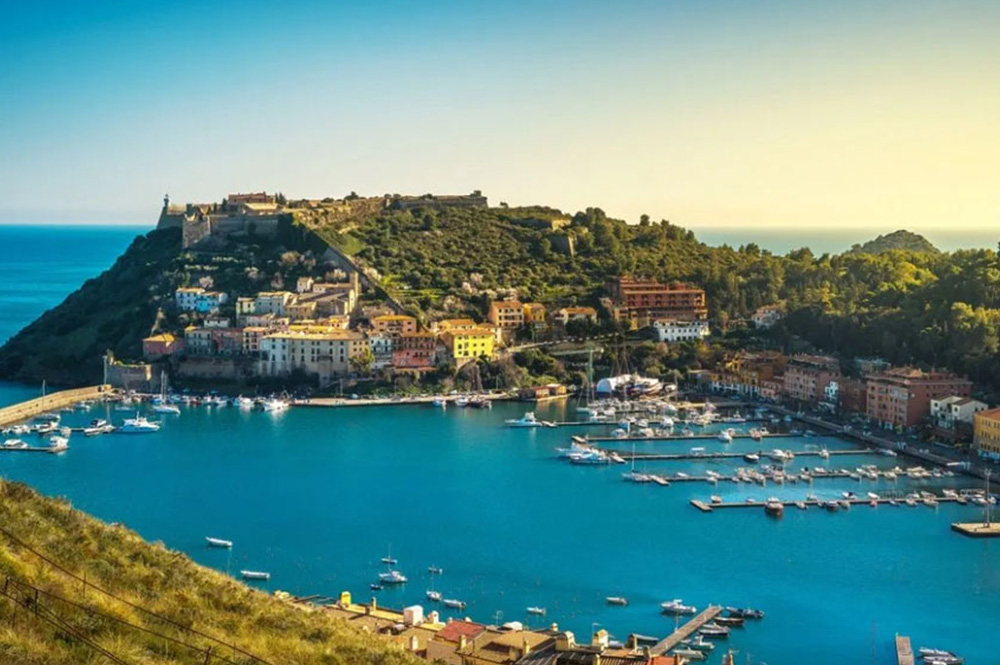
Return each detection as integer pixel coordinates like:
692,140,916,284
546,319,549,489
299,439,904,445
0,385,110,427
294,391,513,408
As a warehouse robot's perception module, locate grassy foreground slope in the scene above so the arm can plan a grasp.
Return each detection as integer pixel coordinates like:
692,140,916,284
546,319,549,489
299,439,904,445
0,480,418,665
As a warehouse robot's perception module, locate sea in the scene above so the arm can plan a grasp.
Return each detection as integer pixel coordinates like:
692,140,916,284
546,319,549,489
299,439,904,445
0,224,996,664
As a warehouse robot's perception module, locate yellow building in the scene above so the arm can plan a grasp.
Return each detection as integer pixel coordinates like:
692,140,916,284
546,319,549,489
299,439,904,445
442,327,496,360
974,408,1000,455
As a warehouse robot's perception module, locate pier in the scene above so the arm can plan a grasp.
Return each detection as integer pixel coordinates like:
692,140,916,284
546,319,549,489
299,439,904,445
895,635,914,665
0,385,110,428
650,605,723,655
596,448,868,461
294,391,512,409
588,431,792,442
691,495,972,512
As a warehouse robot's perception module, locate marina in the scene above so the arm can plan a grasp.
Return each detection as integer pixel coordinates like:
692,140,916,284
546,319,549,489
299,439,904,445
651,605,723,655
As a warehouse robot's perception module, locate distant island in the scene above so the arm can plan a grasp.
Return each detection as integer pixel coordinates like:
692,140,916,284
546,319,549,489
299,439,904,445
850,229,939,255
1,190,998,398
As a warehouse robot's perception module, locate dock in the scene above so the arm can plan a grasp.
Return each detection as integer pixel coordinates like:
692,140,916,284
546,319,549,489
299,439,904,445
950,522,1000,538
588,431,793,442
692,495,972,512
0,445,68,454
650,605,723,655
895,635,914,665
595,448,869,461
0,385,111,428
295,392,512,409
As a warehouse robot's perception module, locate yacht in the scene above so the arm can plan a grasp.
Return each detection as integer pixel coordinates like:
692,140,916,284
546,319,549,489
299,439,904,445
240,570,271,581
261,398,289,413
152,401,181,415
506,412,542,428
743,453,760,464
235,396,255,409
378,570,408,585
426,590,442,602
119,414,161,433
428,565,443,575
717,429,733,443
764,498,784,517
660,599,697,615
2,439,28,449
605,596,629,606
205,537,233,549
84,419,114,436
526,607,546,616
442,599,467,610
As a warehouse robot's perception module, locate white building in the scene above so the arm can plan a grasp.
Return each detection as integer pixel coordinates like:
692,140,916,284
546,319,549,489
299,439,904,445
175,287,229,313
368,333,394,369
931,396,989,427
652,318,710,343
253,292,296,316
752,303,785,329
258,330,366,382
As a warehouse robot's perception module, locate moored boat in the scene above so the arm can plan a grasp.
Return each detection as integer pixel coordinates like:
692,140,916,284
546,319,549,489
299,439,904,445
605,596,628,606
206,537,233,548
506,412,542,428
240,570,271,581
660,599,697,615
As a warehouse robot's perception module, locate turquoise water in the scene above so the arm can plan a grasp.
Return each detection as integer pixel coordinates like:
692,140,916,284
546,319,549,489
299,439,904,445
0,225,995,663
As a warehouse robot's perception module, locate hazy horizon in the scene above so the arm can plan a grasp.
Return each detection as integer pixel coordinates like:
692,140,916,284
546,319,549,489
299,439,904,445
2,1,999,230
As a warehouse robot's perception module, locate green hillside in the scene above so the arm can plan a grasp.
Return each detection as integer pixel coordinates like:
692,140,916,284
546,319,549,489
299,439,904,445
850,229,939,255
0,479,418,665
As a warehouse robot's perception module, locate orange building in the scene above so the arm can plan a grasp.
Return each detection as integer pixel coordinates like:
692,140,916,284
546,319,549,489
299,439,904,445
606,276,707,325
372,314,418,338
392,332,437,369
866,367,972,429
782,355,840,404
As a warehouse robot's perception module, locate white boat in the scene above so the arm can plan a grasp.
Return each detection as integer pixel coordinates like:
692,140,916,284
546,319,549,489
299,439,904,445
718,429,733,443
2,439,28,449
526,606,546,615
378,570,408,585
672,649,706,661
442,598,467,610
432,397,447,408
743,453,760,463
206,537,233,548
240,570,271,581
235,396,255,409
661,599,697,615
605,596,628,606
152,402,181,414
455,396,469,408
118,414,161,433
506,412,542,428
48,436,70,451
428,565,443,575
426,590,442,602
261,398,289,413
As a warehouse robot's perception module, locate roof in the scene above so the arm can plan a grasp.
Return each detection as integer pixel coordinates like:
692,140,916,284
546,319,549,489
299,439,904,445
143,333,176,343
436,620,486,643
373,314,417,321
561,306,596,314
976,408,1000,422
492,300,523,309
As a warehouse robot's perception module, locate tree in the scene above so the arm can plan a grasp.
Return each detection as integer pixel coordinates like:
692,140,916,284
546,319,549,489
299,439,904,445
349,346,375,375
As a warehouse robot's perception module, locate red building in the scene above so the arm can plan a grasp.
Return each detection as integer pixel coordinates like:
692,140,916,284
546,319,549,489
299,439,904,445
392,332,437,369
783,355,841,404
607,276,707,325
866,367,973,429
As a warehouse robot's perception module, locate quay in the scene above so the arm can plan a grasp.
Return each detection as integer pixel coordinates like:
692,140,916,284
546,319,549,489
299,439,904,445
0,385,110,428
650,605,722,655
0,444,68,454
896,635,914,665
588,431,793,442
950,522,1000,538
596,448,869,461
691,495,972,512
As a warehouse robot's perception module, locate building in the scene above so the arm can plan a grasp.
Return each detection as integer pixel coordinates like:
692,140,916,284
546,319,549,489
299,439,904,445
974,408,1000,457
606,276,707,327
242,326,269,356
522,302,547,331
783,355,841,404
489,300,525,331
393,332,438,370
142,333,183,359
836,377,869,415
441,327,496,362
258,330,366,381
760,377,784,401
866,367,973,430
652,318,710,343
372,314,419,338
253,292,295,316
184,326,243,356
553,306,598,326
709,351,787,398
931,396,988,428
175,287,229,313
752,303,785,329
368,333,394,369
426,619,486,665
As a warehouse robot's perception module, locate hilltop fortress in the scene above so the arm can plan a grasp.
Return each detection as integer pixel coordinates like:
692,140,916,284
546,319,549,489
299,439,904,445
158,190,488,249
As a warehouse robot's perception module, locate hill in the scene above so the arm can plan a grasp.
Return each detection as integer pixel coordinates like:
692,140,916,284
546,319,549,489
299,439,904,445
850,230,939,255
0,479,419,665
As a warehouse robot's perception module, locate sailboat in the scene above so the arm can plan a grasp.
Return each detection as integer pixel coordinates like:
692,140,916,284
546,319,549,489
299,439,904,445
152,373,180,414
381,546,397,565
621,444,650,483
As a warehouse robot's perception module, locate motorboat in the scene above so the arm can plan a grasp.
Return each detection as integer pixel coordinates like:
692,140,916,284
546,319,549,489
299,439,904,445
426,590,442,602
717,429,733,443
370,583,383,591
205,537,233,548
682,635,716,652
698,622,730,638
605,596,628,606
660,599,697,615
261,398,289,413
569,450,610,465
506,412,542,428
764,498,784,517
621,470,651,483
442,599,467,610
431,396,447,408
526,606,546,616
84,419,114,436
235,396,255,409
118,415,160,433
47,436,69,452
468,397,492,409
714,616,744,628
455,396,469,408
743,453,760,464
428,565,443,575
672,649,707,661
152,401,181,415
378,570,408,585
710,495,723,504
2,439,28,449
240,570,271,581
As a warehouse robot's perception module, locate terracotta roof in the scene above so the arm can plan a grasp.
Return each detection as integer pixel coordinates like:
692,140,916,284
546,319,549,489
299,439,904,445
436,620,486,643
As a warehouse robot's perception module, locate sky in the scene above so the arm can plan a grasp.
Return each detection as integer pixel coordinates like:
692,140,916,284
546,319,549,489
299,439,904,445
1,0,999,233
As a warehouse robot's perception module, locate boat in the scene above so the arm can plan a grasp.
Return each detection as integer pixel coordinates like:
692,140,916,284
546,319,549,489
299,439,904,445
923,657,963,665
725,607,764,619
205,537,233,548
240,570,271,581
743,453,760,464
118,414,160,433
714,616,744,627
431,396,447,408
795,501,807,510
428,566,443,575
442,599,467,610
426,590,442,602
660,599,697,615
818,449,830,459
710,495,723,504
506,412,542,428
380,546,397,565
764,498,784,517
682,635,716,652
526,606,546,616
261,398,289,413
717,429,733,443
83,419,114,436
469,397,492,409
2,439,28,449
824,501,840,512
378,570,408,585
235,396,255,409
919,647,959,659
698,623,730,639
370,583,383,591
671,649,706,661
152,401,181,414
605,596,628,606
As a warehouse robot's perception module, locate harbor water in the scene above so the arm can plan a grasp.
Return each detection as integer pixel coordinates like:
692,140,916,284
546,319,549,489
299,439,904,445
0,225,996,664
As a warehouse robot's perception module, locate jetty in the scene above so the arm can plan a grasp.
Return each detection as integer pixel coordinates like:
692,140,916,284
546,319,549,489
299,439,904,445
950,522,1000,538
588,431,792,442
691,494,973,512
593,447,868,461
0,385,111,428
294,392,512,409
650,605,723,655
895,634,914,665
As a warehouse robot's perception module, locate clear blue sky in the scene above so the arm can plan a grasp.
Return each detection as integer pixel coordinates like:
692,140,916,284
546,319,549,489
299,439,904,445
2,1,999,230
